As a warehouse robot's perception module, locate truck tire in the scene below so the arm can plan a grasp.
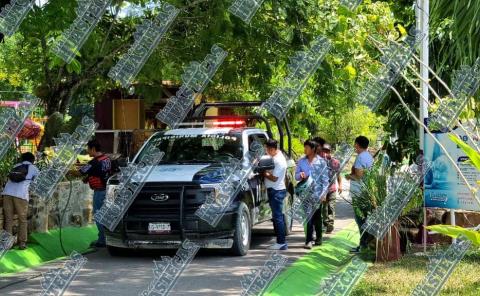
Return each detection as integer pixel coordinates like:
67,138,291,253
230,202,251,256
283,193,293,236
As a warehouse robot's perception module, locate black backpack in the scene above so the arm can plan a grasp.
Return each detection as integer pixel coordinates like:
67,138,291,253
8,164,30,183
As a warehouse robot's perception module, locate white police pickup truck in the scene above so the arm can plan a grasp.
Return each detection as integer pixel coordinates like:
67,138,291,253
104,102,296,256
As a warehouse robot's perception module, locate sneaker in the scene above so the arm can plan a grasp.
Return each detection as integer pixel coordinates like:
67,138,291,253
314,240,322,246
326,226,334,234
268,243,288,250
18,243,27,250
349,246,360,254
304,241,313,249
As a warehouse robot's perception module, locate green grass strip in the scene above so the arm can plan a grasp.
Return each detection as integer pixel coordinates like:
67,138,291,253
264,222,360,296
0,225,97,275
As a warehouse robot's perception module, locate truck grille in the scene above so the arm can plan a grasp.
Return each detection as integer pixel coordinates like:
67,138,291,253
124,183,213,233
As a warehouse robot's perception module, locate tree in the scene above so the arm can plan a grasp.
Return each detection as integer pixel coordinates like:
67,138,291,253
0,0,397,149
430,0,480,120
0,0,133,115
375,0,480,162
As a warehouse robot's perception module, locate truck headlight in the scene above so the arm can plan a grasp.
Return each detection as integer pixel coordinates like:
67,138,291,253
200,185,224,204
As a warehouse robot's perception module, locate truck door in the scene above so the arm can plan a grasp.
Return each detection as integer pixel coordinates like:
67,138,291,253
247,133,270,222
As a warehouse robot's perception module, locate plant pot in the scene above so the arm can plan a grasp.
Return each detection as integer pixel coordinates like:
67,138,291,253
376,221,402,262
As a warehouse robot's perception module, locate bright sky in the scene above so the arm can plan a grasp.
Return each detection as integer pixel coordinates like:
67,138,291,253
118,1,160,18
36,0,48,7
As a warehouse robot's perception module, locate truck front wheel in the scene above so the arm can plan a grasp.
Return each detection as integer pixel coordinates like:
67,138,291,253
230,202,251,256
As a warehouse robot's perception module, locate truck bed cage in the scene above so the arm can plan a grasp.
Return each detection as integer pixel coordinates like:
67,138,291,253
186,101,292,157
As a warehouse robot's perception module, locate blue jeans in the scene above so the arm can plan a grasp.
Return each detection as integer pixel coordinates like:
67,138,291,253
93,190,106,244
267,188,287,244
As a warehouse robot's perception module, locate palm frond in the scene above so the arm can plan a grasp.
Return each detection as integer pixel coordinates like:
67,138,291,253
431,0,480,72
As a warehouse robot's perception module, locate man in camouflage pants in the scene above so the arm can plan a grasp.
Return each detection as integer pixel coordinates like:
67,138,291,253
318,143,342,234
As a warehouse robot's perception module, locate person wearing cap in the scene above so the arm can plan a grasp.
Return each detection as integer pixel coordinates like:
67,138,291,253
318,143,342,234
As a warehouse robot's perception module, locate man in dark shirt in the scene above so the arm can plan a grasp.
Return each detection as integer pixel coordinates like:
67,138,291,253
79,139,111,248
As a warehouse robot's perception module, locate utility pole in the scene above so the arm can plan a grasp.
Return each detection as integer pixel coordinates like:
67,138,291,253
416,0,430,253
416,0,429,147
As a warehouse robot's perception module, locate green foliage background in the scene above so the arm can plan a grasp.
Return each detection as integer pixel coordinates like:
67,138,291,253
0,0,394,150
0,0,478,160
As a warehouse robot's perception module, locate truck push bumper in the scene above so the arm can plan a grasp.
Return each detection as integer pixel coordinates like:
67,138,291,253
105,182,240,250
106,236,233,249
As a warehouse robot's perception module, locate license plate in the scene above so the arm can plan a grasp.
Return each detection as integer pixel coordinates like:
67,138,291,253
148,222,171,234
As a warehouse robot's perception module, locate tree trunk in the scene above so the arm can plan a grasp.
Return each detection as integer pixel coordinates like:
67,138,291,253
44,97,61,116
37,90,69,150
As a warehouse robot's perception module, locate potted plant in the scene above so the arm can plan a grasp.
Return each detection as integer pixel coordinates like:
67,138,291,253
352,152,404,262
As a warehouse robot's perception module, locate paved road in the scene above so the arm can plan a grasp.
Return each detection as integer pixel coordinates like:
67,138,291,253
0,190,355,296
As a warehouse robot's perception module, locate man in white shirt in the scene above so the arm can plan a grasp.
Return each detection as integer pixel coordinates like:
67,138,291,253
2,152,39,250
263,139,288,250
346,136,374,253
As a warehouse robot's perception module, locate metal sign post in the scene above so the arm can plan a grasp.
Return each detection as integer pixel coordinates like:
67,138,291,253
416,0,430,252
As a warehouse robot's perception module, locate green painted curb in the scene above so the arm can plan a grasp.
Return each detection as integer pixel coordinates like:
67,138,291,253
264,222,360,296
0,225,98,274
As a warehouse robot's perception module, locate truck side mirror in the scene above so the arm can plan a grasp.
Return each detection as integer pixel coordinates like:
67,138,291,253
255,155,275,173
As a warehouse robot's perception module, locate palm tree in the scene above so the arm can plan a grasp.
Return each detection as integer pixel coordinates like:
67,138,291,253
430,0,480,74
376,0,480,162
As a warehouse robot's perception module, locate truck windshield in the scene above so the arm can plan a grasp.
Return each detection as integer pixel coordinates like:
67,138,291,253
136,133,243,163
